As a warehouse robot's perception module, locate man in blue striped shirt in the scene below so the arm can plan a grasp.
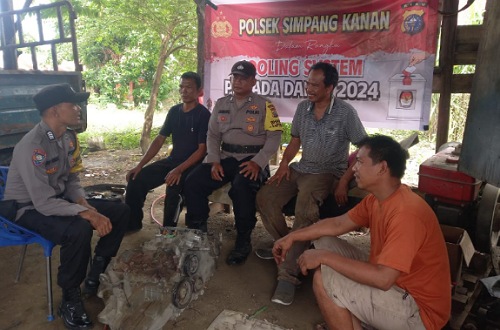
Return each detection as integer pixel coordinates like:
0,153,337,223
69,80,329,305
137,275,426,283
256,62,367,306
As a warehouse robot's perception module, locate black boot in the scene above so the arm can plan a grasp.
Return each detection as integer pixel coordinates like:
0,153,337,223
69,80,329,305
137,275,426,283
186,217,208,233
226,232,252,265
82,256,110,298
58,287,93,329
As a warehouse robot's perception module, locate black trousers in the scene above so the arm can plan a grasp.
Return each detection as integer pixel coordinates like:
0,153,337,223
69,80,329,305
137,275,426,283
17,199,129,290
184,156,269,234
125,158,195,228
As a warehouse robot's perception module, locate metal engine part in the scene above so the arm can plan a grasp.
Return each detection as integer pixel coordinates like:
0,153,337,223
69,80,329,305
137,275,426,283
97,227,220,329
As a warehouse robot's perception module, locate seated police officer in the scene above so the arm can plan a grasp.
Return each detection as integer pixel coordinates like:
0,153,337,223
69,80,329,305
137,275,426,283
4,84,129,329
184,60,282,265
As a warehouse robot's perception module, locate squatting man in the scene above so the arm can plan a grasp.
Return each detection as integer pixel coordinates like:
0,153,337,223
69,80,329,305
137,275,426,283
273,135,451,330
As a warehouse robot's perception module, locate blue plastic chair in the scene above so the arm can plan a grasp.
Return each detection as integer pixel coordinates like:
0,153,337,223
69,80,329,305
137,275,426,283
0,166,56,321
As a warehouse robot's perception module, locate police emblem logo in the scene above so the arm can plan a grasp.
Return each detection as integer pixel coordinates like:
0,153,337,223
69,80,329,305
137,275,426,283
247,124,254,132
211,11,232,38
401,10,425,35
249,105,258,110
246,116,256,123
32,149,46,166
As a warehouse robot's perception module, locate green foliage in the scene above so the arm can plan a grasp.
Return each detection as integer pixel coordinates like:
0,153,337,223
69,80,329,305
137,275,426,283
78,127,169,152
280,123,292,145
426,62,476,144
73,0,197,107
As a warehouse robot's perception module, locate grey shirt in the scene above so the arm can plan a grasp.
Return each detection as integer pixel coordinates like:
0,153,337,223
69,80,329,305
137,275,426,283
206,93,283,169
290,97,367,177
5,121,88,219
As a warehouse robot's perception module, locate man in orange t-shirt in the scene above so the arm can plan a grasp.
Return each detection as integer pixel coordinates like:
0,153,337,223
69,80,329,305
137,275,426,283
273,135,451,330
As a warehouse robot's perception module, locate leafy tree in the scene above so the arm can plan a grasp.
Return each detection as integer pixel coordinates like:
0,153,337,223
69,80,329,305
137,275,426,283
73,0,197,152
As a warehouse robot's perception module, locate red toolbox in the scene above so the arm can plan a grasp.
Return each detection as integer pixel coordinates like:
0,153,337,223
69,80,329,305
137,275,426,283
418,147,481,204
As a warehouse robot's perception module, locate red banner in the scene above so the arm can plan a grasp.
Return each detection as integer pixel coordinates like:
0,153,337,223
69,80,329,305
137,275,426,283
204,0,439,129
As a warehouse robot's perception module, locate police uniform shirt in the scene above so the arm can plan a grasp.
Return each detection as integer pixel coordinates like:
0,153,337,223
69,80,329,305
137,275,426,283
206,92,282,169
5,121,88,219
159,103,211,163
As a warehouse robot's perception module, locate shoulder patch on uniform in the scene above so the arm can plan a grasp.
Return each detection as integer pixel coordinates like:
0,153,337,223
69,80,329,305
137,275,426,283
32,149,46,167
264,101,282,131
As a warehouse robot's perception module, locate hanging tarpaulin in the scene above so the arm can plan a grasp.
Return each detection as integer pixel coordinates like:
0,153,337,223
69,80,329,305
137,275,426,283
204,0,439,130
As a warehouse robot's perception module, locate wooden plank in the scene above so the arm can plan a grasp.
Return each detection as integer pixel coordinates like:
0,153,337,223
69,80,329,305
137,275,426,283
454,52,478,65
455,25,482,49
432,73,474,93
459,0,500,186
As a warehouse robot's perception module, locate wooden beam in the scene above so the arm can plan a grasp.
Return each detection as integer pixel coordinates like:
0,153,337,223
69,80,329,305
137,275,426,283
432,73,474,93
455,25,482,49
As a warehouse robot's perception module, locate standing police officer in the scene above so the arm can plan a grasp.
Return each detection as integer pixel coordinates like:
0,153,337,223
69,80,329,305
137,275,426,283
4,84,129,329
184,60,282,265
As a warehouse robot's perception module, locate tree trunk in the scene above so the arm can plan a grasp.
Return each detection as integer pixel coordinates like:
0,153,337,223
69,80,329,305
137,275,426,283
140,35,171,154
195,0,206,83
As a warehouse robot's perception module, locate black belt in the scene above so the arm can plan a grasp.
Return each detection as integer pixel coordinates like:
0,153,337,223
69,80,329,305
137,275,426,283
221,142,264,154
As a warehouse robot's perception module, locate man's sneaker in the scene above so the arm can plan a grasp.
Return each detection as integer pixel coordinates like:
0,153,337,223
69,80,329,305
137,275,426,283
271,280,295,306
255,248,274,260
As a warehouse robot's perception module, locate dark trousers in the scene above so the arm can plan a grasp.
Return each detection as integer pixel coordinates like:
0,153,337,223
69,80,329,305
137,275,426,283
125,158,194,228
17,199,129,290
184,156,269,234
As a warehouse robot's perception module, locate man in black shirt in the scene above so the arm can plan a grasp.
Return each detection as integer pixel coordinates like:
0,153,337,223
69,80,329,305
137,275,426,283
125,72,211,230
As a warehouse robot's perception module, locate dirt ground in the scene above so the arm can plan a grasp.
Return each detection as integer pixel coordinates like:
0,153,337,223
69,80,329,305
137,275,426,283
0,148,370,330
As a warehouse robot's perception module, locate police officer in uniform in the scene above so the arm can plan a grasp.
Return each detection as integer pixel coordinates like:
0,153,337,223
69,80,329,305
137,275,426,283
4,84,129,330
184,60,282,265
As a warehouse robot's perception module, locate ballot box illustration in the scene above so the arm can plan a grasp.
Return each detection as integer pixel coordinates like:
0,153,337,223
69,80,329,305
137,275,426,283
387,71,426,120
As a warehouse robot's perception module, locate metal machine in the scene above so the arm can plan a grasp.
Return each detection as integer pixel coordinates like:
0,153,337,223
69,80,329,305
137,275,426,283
418,143,500,253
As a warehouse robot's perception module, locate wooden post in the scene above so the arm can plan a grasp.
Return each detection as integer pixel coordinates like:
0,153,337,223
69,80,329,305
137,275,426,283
435,0,459,151
195,0,206,85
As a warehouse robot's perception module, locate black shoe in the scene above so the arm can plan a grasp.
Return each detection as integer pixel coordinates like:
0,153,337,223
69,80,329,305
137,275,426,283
187,222,208,233
82,279,98,298
58,294,93,329
226,249,250,265
82,256,110,298
226,233,252,265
